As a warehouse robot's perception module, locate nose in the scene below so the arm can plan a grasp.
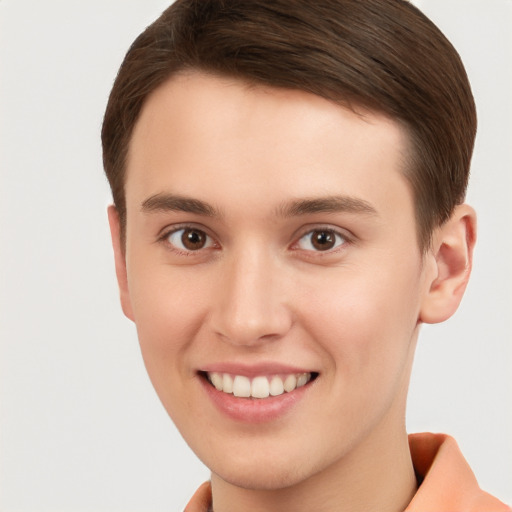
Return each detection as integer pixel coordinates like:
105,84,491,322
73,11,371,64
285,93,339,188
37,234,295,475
210,245,293,346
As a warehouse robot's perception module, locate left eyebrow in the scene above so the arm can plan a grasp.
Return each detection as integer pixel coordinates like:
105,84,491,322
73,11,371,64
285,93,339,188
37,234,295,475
140,193,219,217
277,196,378,218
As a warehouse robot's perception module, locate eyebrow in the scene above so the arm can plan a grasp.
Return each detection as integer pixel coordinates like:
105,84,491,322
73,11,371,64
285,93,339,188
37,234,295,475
140,193,378,219
141,193,218,216
277,196,378,217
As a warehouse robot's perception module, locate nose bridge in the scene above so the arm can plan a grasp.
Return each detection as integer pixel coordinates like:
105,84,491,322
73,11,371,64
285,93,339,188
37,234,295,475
212,241,291,345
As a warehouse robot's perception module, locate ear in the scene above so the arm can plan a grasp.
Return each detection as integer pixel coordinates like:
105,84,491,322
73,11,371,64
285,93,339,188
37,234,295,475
107,205,135,321
419,204,477,324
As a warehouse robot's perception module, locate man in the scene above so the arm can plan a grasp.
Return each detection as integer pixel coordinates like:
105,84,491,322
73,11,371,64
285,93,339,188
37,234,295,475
102,1,511,510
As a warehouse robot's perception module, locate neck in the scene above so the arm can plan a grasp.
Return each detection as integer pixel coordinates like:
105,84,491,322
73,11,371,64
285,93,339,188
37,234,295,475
210,427,417,512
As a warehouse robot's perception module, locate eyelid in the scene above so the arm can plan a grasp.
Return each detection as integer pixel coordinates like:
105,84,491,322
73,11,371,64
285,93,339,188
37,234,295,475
156,222,352,256
290,224,353,253
157,223,219,253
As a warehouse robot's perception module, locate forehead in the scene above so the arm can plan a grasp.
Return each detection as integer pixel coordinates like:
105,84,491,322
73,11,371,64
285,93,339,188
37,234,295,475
125,71,411,217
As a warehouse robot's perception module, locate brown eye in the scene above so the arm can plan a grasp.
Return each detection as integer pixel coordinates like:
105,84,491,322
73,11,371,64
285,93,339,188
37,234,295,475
313,230,335,250
182,229,206,250
297,229,345,252
166,228,213,252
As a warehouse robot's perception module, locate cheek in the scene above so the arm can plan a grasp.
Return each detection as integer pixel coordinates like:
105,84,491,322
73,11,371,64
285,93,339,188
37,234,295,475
301,264,422,384
126,267,214,431
126,262,209,378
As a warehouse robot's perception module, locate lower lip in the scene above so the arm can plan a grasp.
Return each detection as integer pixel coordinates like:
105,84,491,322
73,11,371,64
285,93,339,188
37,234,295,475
200,376,313,423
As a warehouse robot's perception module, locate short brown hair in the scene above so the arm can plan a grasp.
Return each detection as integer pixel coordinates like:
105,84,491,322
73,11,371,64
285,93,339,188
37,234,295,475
102,0,476,250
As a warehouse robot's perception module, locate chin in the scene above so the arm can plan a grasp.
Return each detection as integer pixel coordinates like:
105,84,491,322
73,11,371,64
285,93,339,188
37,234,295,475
208,447,323,491
218,465,308,491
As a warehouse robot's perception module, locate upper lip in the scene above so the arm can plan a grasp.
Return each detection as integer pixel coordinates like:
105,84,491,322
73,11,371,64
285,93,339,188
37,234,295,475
199,362,316,377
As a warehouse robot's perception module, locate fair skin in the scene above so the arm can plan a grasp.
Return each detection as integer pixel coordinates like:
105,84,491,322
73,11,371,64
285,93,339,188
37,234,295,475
109,72,476,512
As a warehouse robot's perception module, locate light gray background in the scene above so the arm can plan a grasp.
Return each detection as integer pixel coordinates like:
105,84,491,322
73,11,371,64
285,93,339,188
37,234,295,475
0,1,510,510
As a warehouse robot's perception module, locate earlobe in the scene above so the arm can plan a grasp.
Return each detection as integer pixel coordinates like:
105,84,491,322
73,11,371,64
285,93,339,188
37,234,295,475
419,204,477,324
107,205,135,321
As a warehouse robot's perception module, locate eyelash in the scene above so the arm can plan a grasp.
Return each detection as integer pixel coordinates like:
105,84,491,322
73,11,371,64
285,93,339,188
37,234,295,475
158,224,218,256
158,224,351,256
291,226,349,254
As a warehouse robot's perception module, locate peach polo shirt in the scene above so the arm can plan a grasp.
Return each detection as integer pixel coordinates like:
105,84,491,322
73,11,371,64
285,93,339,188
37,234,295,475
184,433,511,512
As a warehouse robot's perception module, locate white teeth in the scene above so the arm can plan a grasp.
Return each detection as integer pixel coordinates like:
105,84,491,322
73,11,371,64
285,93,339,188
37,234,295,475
283,374,297,392
251,376,270,398
297,374,308,388
210,372,223,391
207,372,312,399
233,375,251,397
223,373,233,393
269,375,284,396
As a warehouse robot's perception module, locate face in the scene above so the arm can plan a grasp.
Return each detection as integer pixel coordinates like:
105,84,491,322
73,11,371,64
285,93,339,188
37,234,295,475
113,72,439,491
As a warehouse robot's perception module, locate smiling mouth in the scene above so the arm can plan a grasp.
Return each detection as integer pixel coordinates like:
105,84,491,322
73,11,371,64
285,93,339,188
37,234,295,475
202,371,318,399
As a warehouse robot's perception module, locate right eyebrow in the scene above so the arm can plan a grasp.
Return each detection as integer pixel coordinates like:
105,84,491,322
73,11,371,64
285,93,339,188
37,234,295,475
277,195,378,218
140,193,218,217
